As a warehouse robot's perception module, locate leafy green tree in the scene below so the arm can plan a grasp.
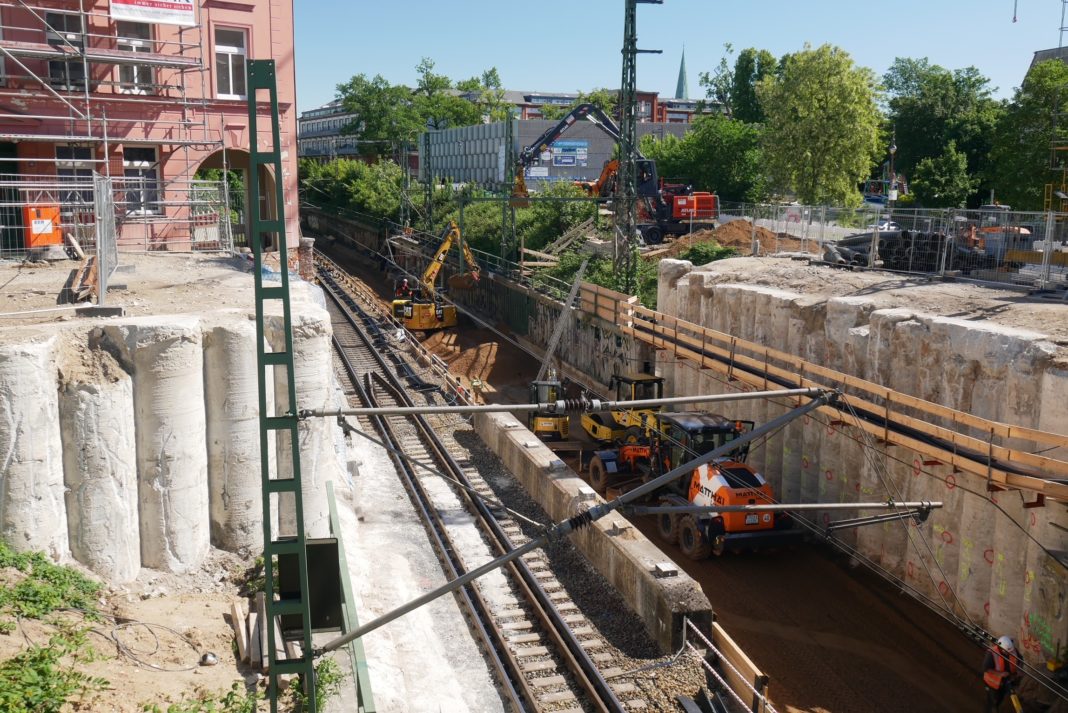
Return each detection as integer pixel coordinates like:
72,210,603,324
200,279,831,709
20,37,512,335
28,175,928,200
757,44,881,205
540,88,618,121
300,158,403,222
640,114,767,202
698,43,734,116
730,47,776,123
336,74,421,157
910,141,977,207
458,67,509,122
882,58,1003,200
413,57,481,130
988,59,1068,210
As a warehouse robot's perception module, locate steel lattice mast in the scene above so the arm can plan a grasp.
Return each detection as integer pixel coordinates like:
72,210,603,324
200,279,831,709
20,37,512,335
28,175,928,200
614,0,662,294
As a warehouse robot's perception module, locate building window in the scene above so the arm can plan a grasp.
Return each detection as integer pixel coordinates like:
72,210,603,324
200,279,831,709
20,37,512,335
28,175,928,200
123,147,160,214
214,27,247,99
56,146,93,206
117,21,153,94
46,12,86,91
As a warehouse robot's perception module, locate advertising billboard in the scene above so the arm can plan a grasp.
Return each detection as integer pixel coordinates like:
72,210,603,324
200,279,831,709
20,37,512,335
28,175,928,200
110,0,196,27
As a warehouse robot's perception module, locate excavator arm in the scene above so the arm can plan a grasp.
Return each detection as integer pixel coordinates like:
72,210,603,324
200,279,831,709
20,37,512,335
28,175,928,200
513,103,626,199
421,221,480,295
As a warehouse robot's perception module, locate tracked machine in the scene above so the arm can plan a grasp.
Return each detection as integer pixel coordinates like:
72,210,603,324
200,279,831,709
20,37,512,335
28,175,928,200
391,220,480,331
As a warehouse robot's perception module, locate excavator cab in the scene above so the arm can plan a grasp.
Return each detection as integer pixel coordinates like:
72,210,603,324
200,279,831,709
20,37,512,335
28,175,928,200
528,374,569,441
581,372,665,443
391,221,478,332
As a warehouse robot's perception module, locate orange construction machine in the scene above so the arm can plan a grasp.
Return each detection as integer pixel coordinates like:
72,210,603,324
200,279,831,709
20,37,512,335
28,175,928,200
588,411,801,558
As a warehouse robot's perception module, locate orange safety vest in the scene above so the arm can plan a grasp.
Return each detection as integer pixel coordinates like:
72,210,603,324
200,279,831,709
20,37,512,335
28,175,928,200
984,648,1018,689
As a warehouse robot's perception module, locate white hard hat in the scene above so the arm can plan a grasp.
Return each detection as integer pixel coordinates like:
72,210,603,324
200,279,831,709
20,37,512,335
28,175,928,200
997,635,1016,652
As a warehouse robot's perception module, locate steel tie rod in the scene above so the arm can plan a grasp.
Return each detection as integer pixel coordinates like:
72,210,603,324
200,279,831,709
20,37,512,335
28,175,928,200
313,389,836,657
300,386,823,419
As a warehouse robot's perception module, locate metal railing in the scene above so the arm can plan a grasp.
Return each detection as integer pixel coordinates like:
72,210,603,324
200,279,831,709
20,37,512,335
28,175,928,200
717,201,1068,290
0,174,233,260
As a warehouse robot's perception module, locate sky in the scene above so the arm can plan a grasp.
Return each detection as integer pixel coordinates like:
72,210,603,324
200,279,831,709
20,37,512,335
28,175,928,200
293,0,1057,114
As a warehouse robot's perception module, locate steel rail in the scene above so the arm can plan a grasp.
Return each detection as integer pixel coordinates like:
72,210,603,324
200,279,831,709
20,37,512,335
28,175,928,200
369,371,623,713
320,266,625,712
322,275,528,711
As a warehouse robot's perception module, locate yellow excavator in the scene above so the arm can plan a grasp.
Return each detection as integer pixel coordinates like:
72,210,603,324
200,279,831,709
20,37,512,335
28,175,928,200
391,221,480,331
580,372,665,443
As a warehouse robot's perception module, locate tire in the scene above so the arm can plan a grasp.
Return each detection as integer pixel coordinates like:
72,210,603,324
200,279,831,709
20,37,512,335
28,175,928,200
643,226,663,245
657,507,680,545
678,516,712,560
589,455,611,493
623,426,644,445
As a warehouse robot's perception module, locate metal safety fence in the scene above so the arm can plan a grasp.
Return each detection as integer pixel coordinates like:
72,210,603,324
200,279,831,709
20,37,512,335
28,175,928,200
0,174,234,262
717,201,1068,290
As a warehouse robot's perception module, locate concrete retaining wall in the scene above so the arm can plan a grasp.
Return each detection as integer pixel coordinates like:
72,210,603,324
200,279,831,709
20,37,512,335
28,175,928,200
475,410,712,652
657,257,1068,664
0,285,347,583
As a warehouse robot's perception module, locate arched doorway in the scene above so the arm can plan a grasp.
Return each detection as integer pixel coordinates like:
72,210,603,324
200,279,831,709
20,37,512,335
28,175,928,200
196,148,279,249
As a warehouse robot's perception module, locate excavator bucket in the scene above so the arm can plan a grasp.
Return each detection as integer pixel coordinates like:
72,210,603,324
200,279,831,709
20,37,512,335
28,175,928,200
448,272,478,290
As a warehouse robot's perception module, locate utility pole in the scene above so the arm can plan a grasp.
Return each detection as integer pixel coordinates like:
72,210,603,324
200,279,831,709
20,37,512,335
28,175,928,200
615,0,662,295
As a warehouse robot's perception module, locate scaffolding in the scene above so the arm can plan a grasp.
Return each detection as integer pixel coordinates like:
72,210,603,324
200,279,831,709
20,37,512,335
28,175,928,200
0,1,236,255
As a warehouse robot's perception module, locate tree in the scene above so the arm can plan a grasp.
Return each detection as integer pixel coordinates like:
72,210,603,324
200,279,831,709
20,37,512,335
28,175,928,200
910,141,977,207
299,158,403,222
988,59,1068,210
640,114,767,202
540,88,619,121
458,67,509,122
697,43,734,116
412,57,481,130
335,73,421,157
730,47,776,123
882,58,1004,201
757,44,881,205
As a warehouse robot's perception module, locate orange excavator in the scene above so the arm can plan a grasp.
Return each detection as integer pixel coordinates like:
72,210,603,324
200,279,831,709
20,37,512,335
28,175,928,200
588,411,802,558
511,103,719,244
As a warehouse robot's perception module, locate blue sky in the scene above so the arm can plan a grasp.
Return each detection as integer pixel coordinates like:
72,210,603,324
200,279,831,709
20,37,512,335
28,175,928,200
294,0,1054,113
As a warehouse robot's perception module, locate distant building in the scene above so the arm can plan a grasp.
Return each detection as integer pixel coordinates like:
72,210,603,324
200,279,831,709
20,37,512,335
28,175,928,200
1028,46,1068,75
297,100,359,162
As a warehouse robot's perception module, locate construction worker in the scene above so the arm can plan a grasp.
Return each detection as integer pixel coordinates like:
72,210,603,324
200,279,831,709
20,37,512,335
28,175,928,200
395,278,412,299
983,635,1021,712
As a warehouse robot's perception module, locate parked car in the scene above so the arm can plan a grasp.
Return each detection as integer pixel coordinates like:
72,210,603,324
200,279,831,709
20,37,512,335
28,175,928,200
866,219,900,232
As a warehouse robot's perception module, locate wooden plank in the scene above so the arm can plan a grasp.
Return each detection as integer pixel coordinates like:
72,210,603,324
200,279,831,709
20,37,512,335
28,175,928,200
712,622,767,712
632,303,1068,450
255,591,268,673
621,324,1068,500
231,599,248,664
630,318,1068,475
521,247,559,261
248,609,261,669
64,232,85,260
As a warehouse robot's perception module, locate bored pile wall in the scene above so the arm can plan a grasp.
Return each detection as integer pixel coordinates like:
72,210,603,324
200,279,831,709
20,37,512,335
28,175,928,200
0,289,347,583
657,258,1068,664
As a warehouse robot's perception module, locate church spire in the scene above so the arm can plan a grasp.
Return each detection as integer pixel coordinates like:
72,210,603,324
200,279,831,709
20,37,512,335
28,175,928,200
675,47,689,99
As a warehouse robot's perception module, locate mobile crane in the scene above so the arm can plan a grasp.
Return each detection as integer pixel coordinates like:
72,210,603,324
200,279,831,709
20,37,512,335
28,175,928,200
512,103,719,244
391,220,480,331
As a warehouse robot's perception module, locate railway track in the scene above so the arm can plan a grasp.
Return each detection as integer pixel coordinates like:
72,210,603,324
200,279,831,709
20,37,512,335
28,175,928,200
315,253,650,712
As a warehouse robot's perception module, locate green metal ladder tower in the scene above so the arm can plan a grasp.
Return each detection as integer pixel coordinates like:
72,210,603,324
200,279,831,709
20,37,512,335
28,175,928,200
615,0,662,295
247,59,319,712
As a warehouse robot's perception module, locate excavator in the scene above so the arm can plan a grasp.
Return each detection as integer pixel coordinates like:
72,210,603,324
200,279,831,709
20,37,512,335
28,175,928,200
391,220,480,331
512,103,719,244
587,411,803,558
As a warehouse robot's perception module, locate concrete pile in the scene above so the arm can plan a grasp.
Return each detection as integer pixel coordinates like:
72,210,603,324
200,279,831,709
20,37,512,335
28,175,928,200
657,256,1068,662
0,294,347,584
